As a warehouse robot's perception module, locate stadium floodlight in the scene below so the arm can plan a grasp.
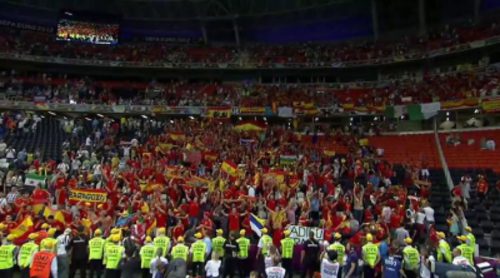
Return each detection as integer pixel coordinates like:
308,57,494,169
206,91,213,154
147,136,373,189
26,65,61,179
189,116,195,120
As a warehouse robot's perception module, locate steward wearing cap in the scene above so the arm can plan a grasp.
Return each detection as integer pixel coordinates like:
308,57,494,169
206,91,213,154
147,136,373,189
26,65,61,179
35,223,50,245
212,229,226,258
257,228,273,257
436,232,452,263
140,236,156,278
153,228,171,258
280,229,295,278
170,237,188,261
0,234,18,278
361,233,380,278
327,233,345,277
88,229,105,278
190,232,207,277
104,235,125,278
18,233,39,278
465,226,476,253
236,229,250,278
40,228,57,253
456,235,474,265
30,239,58,278
402,237,420,278
223,232,240,278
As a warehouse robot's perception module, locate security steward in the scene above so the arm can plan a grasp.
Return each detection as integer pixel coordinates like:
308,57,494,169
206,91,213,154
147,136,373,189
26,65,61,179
212,229,226,258
190,232,207,277
256,228,273,276
436,231,452,263
280,230,295,278
18,233,39,278
40,228,57,253
465,226,476,254
153,228,170,258
171,236,189,262
457,235,474,266
236,229,250,278
327,233,345,278
88,229,105,278
0,234,18,278
361,233,380,278
139,236,155,278
104,234,125,278
30,239,58,278
402,237,420,278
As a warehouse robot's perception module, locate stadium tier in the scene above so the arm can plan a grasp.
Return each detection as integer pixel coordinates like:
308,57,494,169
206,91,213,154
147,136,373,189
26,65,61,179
0,1,499,278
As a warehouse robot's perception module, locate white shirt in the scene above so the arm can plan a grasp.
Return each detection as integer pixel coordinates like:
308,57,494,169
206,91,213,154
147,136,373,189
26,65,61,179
150,256,168,277
420,255,434,278
452,256,472,267
205,259,221,277
321,258,340,278
416,212,426,225
423,206,435,222
265,266,286,278
56,234,71,255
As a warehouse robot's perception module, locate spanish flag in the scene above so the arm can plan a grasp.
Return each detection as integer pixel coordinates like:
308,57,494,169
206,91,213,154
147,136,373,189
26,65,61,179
323,149,336,157
43,207,66,226
234,121,266,132
10,216,34,245
203,151,218,161
221,160,238,177
169,132,186,142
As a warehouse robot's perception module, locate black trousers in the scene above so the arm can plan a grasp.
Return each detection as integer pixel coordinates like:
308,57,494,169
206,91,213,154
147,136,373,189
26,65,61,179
282,258,293,278
20,267,30,278
0,268,13,278
363,265,376,278
105,269,120,278
192,261,204,277
223,257,237,278
89,259,103,278
141,268,151,278
301,260,318,278
237,258,249,278
404,269,418,278
70,259,87,278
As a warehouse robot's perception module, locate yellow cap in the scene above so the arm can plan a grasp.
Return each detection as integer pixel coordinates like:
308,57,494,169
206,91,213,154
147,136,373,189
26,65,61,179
94,229,102,236
157,228,166,235
465,226,472,233
437,232,446,239
42,240,55,250
111,235,121,243
110,228,119,235
216,229,223,235
97,204,104,209
283,230,291,236
195,232,203,239
48,228,57,236
261,228,268,234
177,236,184,242
28,233,39,240
0,223,6,230
404,237,413,244
457,235,467,242
121,211,129,217
145,236,152,243
85,202,92,207
41,223,50,229
366,233,373,242
239,229,246,236
334,233,342,240
6,234,15,241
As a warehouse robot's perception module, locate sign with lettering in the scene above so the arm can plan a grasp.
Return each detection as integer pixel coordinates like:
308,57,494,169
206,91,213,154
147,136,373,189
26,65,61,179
288,225,324,243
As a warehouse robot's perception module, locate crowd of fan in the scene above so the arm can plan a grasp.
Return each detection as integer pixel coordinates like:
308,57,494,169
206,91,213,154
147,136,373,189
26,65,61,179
0,111,490,278
0,20,500,67
1,66,499,109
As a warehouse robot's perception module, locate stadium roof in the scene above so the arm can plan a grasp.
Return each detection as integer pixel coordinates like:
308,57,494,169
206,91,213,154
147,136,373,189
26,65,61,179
2,0,364,21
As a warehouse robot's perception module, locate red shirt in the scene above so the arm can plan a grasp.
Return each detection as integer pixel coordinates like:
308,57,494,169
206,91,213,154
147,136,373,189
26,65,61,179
228,212,240,232
188,202,199,218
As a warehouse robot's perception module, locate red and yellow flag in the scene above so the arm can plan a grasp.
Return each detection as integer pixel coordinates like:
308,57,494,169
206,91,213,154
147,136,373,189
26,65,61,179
221,160,238,177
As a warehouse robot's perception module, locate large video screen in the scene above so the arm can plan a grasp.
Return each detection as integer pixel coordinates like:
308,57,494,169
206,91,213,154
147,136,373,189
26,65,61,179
56,11,119,45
